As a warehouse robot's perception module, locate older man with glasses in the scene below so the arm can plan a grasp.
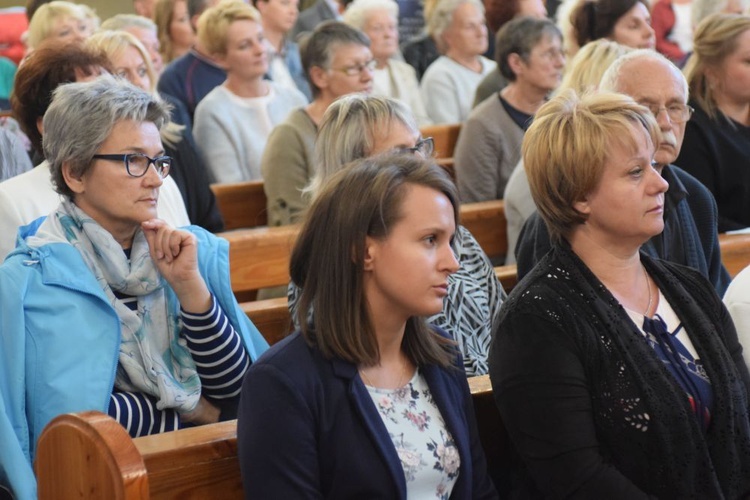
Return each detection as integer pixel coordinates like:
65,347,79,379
515,49,730,296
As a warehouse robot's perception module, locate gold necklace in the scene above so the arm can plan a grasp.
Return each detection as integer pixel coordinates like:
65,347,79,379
360,359,412,389
643,264,653,317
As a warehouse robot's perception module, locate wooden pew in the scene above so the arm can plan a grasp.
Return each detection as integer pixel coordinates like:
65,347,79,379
36,411,242,499
222,225,299,300
420,123,461,159
461,200,507,261
35,376,509,499
221,200,508,299
210,181,268,231
719,232,750,278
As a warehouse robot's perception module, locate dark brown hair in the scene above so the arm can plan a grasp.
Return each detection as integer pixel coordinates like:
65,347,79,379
570,0,643,48
10,40,111,157
290,154,459,367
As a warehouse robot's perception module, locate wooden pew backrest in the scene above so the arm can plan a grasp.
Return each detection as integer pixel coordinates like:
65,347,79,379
461,200,507,261
719,233,750,278
36,377,509,499
35,411,243,499
420,123,461,159
221,225,299,297
211,181,268,231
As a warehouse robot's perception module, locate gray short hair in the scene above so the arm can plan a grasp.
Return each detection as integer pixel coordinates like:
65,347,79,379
308,93,418,197
599,49,688,100
300,21,371,99
343,0,399,31
495,16,561,81
426,0,484,40
43,75,171,198
100,13,157,32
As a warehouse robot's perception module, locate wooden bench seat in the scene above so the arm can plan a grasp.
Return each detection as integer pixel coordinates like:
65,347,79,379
35,376,505,499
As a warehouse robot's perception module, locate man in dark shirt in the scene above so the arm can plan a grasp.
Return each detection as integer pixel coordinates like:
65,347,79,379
516,50,730,295
157,0,225,122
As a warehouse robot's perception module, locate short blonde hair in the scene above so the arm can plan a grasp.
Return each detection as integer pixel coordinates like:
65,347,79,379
684,13,750,120
27,1,86,49
557,38,631,95
524,90,660,242
86,30,157,93
198,0,261,56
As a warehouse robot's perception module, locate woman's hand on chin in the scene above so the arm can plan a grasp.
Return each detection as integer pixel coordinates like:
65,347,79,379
142,218,211,312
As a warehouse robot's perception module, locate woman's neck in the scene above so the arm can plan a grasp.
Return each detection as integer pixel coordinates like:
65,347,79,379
446,50,482,73
715,95,750,127
263,26,285,53
224,76,268,98
359,311,414,389
569,228,655,316
500,82,548,115
305,97,334,125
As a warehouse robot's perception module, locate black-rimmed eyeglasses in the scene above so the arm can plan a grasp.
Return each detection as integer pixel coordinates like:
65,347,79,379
397,137,434,158
92,153,172,178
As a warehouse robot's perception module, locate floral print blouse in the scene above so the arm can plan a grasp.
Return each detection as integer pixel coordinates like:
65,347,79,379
365,369,460,499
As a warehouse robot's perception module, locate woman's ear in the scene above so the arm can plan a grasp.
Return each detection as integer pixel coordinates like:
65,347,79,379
573,197,591,216
363,236,377,271
507,53,524,77
61,162,86,195
309,66,329,92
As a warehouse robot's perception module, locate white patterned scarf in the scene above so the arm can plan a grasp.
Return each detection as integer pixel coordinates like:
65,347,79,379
29,199,200,412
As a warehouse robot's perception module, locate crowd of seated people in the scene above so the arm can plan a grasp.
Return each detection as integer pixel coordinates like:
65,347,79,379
5,0,750,498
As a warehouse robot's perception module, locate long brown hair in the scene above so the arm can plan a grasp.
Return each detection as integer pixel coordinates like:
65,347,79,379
290,154,459,367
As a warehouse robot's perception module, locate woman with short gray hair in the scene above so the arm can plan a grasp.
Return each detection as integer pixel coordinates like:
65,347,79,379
454,16,564,203
420,0,496,123
0,76,268,499
344,0,431,124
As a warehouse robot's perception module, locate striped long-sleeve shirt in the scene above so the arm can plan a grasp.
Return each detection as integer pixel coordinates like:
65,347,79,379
109,293,249,437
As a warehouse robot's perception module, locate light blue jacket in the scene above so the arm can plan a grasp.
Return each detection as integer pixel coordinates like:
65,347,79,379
0,219,268,499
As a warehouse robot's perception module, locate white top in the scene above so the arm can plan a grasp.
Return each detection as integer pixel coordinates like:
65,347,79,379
193,82,307,183
372,59,432,127
267,42,299,93
420,55,496,124
669,2,693,54
724,264,750,370
365,369,460,498
625,289,700,361
0,161,190,262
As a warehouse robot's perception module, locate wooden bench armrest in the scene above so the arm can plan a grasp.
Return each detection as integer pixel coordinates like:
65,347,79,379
719,232,750,278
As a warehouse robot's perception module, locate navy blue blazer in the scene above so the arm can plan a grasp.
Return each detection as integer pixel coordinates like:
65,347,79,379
237,331,498,499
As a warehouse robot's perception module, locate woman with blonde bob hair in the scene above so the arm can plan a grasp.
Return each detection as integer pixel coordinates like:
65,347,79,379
292,93,505,377
238,154,497,498
676,13,750,231
490,90,750,498
26,0,92,50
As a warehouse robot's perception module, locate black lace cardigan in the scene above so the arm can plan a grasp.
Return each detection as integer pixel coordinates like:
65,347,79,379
489,243,750,499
